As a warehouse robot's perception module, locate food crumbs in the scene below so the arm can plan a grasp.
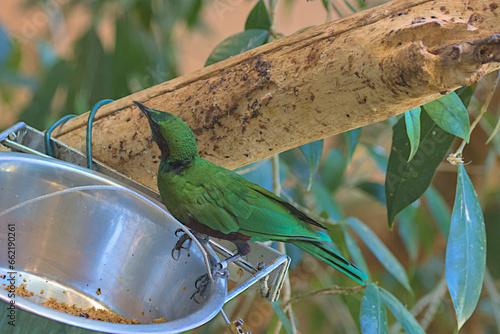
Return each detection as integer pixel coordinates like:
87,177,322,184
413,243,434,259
154,318,167,323
41,297,140,324
41,289,44,294
148,297,151,302
118,276,122,279
182,286,187,291
96,288,101,295
3,284,167,324
2,283,34,298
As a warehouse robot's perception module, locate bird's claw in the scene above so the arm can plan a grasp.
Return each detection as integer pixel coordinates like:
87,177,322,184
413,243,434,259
174,228,185,238
190,262,229,304
171,230,193,261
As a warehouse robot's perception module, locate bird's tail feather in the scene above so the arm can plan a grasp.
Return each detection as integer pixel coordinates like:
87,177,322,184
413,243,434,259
291,240,368,285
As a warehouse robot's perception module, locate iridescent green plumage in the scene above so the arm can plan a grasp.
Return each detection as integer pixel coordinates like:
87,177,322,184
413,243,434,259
135,101,367,285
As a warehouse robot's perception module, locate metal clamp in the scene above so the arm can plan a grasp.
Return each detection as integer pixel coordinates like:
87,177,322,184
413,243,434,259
0,122,290,303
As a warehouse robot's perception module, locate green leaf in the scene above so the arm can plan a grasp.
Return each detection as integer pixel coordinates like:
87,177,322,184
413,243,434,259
357,181,386,205
0,24,11,69
415,205,436,252
424,92,470,142
312,183,343,221
205,29,269,66
343,298,363,333
185,0,204,28
424,186,451,238
398,204,419,262
385,109,455,228
270,300,295,334
344,128,361,164
266,313,280,334
245,0,272,31
486,112,500,149
4,37,22,71
237,159,273,192
455,85,476,108
347,217,412,292
484,270,500,331
299,139,323,190
445,165,486,330
283,243,304,270
360,284,387,334
19,60,68,129
343,227,370,281
113,18,164,97
67,27,113,115
325,224,347,255
379,287,426,334
344,0,357,13
364,144,388,172
130,0,153,29
405,107,421,162
320,149,346,192
321,0,330,12
485,193,500,278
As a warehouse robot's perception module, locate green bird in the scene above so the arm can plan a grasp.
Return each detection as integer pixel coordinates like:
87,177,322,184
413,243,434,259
134,101,367,285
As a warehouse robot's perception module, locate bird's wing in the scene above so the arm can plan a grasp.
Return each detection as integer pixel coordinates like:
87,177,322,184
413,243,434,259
236,180,330,242
241,179,327,229
182,162,327,241
173,159,328,242
174,168,252,234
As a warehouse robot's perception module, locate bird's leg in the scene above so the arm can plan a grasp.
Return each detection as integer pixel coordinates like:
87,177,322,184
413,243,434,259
191,260,232,304
190,241,251,303
191,262,228,303
190,253,243,303
171,229,193,260
171,229,210,260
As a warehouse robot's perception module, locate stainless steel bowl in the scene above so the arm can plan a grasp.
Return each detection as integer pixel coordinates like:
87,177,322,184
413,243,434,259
0,152,227,334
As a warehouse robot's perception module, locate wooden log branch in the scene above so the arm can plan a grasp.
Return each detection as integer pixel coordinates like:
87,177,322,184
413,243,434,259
52,0,500,192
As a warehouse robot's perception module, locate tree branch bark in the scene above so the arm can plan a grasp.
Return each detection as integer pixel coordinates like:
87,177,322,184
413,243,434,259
52,0,500,192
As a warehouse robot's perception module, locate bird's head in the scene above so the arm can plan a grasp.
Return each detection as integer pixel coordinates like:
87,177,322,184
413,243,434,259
134,101,199,162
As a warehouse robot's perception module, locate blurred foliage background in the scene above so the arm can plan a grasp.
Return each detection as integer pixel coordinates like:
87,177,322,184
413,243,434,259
1,0,500,333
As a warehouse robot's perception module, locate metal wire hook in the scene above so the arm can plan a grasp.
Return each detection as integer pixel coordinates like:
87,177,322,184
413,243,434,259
86,99,114,169
44,115,77,157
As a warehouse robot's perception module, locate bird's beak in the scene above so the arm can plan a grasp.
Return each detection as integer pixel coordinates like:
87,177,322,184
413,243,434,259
133,101,153,122
133,101,170,159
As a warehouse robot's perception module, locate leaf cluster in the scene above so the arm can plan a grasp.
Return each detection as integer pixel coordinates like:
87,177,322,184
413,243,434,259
1,0,205,130
2,0,500,333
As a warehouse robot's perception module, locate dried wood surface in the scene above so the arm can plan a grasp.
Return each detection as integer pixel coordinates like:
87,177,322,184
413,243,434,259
53,0,500,191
